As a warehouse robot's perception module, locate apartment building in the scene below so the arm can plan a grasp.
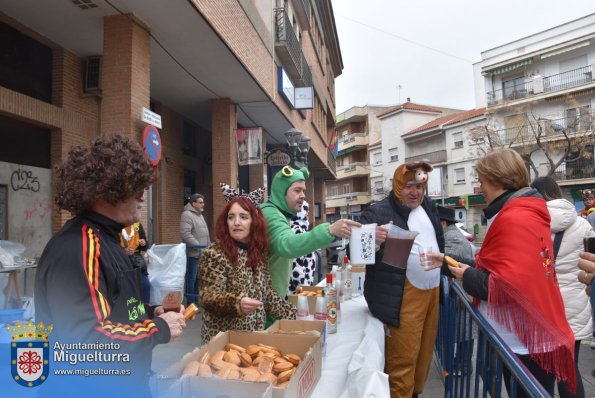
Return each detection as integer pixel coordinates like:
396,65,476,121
473,13,595,207
375,101,461,196
400,108,487,239
325,105,386,222
0,0,342,260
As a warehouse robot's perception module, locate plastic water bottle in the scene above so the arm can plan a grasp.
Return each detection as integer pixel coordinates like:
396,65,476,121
341,256,352,301
325,273,337,334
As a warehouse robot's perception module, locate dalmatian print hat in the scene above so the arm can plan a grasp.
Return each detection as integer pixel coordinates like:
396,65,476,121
219,183,265,207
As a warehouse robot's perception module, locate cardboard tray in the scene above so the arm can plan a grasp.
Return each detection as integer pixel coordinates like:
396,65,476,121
164,330,322,398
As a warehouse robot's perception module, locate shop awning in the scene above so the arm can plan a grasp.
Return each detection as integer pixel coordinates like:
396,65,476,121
483,58,533,76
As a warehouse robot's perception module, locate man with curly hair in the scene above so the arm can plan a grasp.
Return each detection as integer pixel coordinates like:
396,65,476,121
34,134,188,396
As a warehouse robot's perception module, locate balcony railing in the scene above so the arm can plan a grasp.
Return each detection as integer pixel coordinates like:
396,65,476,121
486,65,594,106
489,114,593,146
552,160,595,181
325,192,372,208
274,7,312,87
544,65,592,92
405,149,447,164
336,162,368,179
338,133,368,154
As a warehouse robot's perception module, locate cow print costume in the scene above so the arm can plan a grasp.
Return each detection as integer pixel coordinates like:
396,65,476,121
287,200,317,295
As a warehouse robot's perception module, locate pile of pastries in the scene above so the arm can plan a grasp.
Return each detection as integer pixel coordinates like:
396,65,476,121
182,343,302,388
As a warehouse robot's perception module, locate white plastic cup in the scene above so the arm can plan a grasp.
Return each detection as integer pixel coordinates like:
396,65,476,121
296,295,309,320
314,296,327,321
419,246,434,270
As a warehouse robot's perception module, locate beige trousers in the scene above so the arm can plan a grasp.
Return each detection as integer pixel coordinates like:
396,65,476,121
384,279,439,398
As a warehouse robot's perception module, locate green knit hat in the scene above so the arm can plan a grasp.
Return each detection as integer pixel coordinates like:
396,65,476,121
268,166,310,214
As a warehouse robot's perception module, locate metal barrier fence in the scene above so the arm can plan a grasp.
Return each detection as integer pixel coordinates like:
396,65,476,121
436,276,551,398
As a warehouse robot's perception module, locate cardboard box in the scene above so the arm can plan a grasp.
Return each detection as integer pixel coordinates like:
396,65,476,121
288,286,323,315
267,319,326,359
164,331,322,398
352,265,366,296
154,376,273,398
266,319,325,335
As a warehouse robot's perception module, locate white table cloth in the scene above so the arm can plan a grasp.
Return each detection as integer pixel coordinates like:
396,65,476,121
311,295,389,397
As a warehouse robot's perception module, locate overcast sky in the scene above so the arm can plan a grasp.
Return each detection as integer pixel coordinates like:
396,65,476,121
331,1,595,113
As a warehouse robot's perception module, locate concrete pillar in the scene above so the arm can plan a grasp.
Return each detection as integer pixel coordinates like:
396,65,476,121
211,98,238,226
101,14,150,137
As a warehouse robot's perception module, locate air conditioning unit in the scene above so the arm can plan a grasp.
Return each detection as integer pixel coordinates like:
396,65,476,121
83,56,102,93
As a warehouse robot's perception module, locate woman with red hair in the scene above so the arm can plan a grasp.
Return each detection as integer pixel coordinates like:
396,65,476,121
199,188,296,344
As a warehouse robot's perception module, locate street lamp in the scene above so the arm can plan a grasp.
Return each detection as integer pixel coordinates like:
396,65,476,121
284,128,311,167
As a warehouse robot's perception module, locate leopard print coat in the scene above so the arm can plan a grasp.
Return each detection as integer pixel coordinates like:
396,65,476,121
199,242,296,344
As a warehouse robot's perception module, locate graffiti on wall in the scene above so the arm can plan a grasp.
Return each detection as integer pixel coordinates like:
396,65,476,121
11,168,40,192
23,198,52,221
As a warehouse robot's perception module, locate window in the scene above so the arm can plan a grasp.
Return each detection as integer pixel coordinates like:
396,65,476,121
453,132,463,149
502,76,527,100
374,180,383,193
373,152,382,165
560,55,587,73
342,131,349,142
389,148,398,162
454,168,466,184
565,105,591,132
330,186,338,197
343,184,351,194
471,166,478,182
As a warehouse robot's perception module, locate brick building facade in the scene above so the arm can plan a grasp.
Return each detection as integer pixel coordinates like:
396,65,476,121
0,1,341,256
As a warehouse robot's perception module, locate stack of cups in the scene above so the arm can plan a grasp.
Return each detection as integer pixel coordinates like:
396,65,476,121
296,295,310,320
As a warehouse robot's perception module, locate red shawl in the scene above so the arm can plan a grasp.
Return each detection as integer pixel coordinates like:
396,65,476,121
476,196,576,391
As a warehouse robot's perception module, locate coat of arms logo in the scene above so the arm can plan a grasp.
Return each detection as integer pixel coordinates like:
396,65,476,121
8,321,53,388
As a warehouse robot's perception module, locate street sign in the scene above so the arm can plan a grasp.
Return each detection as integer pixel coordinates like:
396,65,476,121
141,107,162,129
142,125,162,166
266,149,292,167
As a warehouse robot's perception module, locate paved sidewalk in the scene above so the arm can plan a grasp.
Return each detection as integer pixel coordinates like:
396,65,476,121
421,339,595,397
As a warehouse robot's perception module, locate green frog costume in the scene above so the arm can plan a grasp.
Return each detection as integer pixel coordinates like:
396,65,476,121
261,166,334,297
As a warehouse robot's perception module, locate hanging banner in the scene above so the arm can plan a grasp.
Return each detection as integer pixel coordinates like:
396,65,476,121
236,127,263,166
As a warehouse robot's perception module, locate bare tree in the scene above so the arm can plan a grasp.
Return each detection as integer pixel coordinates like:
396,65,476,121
467,97,594,179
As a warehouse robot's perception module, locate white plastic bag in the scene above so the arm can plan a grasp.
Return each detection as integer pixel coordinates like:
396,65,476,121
22,296,34,320
147,243,186,304
0,240,26,267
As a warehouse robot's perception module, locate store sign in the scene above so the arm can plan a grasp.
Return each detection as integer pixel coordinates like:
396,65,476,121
277,66,313,110
278,66,295,108
236,127,263,166
266,149,292,167
295,87,313,109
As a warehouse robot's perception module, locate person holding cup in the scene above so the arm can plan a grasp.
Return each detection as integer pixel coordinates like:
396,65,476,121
447,149,576,397
359,160,447,398
261,165,360,325
199,184,296,344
